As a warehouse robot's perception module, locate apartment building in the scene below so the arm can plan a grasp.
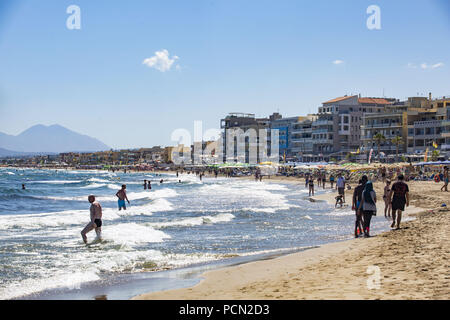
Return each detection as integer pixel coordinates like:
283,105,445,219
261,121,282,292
312,95,391,160
362,94,450,158
220,112,273,163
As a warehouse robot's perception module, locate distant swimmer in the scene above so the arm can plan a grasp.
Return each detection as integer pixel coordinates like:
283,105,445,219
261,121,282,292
143,180,147,190
81,195,102,244
148,181,152,190
22,184,26,190
160,179,164,184
116,185,130,210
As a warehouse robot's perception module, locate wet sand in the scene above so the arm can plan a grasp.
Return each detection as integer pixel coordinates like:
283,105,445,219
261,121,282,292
134,180,449,300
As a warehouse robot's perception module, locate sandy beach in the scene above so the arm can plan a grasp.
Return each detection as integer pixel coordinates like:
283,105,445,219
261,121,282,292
134,180,449,300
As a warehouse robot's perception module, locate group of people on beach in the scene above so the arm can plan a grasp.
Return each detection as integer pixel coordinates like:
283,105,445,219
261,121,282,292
351,174,409,238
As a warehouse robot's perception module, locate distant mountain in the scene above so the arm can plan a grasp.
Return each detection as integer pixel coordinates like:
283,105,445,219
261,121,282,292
0,124,110,154
0,148,54,158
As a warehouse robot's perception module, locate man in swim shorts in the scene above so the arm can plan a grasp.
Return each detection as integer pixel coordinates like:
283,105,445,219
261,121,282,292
81,195,103,244
337,174,346,203
116,184,130,210
390,174,409,230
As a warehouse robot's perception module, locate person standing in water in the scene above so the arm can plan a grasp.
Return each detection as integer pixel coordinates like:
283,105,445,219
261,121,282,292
81,195,102,244
308,177,314,196
336,174,346,203
147,181,152,191
116,185,130,211
143,180,147,190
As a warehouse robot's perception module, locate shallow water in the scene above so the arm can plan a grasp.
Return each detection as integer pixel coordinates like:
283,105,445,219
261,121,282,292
0,168,393,299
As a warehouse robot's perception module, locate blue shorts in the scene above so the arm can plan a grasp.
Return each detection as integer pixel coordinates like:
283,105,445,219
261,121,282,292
118,199,126,209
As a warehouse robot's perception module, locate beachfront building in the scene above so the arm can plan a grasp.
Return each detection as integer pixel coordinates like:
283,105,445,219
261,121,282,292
220,112,273,163
290,115,316,162
269,114,301,161
361,94,450,160
310,95,390,161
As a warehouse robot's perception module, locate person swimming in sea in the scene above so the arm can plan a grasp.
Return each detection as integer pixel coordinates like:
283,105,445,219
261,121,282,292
81,195,102,244
116,185,130,211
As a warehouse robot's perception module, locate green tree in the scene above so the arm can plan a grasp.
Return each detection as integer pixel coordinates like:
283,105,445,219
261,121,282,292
373,133,386,161
431,150,440,161
391,136,404,163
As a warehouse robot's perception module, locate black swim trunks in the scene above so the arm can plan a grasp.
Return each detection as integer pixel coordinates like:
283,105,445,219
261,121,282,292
391,196,406,211
94,219,102,228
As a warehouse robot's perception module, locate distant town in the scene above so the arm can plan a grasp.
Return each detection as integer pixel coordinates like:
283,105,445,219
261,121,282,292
1,93,449,169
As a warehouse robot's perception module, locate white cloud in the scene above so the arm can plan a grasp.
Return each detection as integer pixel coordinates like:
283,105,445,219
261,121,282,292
413,62,445,70
333,60,344,65
143,49,179,72
431,62,444,69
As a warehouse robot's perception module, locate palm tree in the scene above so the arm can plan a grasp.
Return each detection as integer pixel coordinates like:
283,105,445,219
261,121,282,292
391,136,404,163
373,133,386,162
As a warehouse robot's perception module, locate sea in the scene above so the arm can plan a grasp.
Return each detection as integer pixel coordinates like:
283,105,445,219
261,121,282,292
0,167,394,300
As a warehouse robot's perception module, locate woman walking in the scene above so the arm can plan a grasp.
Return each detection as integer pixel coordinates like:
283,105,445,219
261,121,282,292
383,180,392,218
308,177,315,196
359,181,377,238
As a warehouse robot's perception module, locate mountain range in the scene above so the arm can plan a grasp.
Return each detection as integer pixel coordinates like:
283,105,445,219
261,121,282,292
0,124,110,156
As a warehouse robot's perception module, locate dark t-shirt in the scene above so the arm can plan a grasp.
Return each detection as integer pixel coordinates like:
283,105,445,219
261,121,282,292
353,183,366,203
391,181,409,198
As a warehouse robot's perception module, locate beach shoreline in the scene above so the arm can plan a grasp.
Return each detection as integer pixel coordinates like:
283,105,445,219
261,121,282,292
133,180,449,300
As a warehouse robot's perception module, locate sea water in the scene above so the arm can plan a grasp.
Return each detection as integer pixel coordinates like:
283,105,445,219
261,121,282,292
0,167,391,299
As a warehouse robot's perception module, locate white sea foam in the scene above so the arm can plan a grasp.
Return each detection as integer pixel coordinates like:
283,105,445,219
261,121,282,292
148,213,235,229
34,180,82,184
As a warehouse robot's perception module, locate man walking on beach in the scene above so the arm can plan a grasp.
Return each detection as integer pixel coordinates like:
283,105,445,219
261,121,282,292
337,174,346,203
390,174,409,230
81,195,102,244
116,184,130,211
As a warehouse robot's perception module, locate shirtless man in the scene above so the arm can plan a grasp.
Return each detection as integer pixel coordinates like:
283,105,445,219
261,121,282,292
81,195,103,244
116,184,130,210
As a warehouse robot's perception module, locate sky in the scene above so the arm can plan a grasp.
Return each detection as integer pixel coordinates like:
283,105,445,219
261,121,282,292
0,0,449,149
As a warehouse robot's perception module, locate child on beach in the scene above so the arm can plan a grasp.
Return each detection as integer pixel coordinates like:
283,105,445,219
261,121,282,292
116,185,130,211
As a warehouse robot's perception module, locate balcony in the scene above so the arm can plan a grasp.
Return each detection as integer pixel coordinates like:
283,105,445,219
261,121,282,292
413,120,444,128
312,120,333,126
362,122,402,129
312,128,330,134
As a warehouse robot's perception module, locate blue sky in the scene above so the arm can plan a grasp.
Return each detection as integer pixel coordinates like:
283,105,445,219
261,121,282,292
0,0,449,149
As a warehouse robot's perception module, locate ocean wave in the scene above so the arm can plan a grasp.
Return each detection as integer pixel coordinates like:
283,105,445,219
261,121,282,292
148,213,235,229
33,180,82,184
